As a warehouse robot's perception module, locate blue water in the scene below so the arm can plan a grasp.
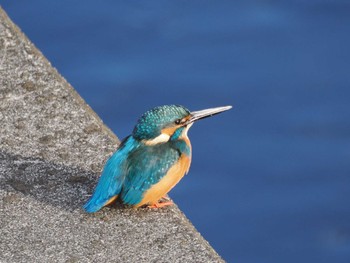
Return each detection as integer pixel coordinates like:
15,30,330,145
3,1,350,262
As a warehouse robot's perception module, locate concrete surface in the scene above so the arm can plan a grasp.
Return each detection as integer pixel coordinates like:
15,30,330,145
0,7,224,263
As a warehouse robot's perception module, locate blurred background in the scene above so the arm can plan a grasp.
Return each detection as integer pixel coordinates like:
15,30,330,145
2,1,350,262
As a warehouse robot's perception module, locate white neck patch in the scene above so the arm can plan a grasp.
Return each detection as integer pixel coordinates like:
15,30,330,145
143,133,170,145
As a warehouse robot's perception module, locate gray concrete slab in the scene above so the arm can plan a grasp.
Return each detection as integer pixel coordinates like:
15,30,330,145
0,7,223,263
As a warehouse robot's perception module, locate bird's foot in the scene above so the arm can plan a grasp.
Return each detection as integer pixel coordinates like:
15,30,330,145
160,195,171,202
148,200,174,208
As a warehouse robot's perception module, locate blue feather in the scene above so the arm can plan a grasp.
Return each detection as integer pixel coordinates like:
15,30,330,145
121,141,186,206
83,136,139,212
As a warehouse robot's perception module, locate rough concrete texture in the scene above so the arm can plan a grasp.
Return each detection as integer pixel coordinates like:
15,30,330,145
0,7,223,263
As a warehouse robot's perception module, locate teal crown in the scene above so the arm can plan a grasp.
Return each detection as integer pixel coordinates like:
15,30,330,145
132,105,190,140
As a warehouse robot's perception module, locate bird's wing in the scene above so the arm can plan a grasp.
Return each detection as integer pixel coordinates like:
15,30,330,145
121,143,180,206
83,136,139,213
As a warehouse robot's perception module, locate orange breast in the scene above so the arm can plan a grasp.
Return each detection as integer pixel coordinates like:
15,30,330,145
136,153,191,207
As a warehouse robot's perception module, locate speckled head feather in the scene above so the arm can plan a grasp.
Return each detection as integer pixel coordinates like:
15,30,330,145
132,105,190,140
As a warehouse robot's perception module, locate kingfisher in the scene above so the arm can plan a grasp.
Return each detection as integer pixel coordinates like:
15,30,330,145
84,104,231,213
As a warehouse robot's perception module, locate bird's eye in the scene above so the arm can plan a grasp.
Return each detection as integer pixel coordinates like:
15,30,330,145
175,119,181,125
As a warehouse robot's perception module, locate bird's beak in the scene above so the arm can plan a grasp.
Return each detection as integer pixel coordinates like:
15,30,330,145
186,105,232,124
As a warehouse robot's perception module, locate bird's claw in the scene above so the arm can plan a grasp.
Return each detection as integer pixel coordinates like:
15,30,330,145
147,200,174,208
160,195,171,202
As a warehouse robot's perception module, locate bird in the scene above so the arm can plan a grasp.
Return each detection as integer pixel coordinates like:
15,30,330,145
83,104,232,213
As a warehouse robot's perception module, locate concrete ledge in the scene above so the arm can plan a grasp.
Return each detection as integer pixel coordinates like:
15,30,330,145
0,7,223,262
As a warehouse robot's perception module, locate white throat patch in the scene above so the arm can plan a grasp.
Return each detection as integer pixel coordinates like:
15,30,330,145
181,123,193,139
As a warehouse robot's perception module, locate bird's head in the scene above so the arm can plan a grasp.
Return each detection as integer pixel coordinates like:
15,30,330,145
132,104,232,145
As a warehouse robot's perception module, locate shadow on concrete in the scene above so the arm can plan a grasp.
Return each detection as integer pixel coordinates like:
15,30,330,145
1,149,106,212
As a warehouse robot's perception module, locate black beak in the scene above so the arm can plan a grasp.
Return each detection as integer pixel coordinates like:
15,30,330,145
186,105,232,124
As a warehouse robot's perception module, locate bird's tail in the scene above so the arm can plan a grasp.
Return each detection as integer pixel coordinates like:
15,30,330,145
83,154,125,213
83,136,136,213
84,192,119,213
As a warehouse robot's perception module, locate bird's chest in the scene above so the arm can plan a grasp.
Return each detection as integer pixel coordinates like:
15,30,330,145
176,137,192,174
153,140,192,182
138,153,191,207
136,140,191,207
